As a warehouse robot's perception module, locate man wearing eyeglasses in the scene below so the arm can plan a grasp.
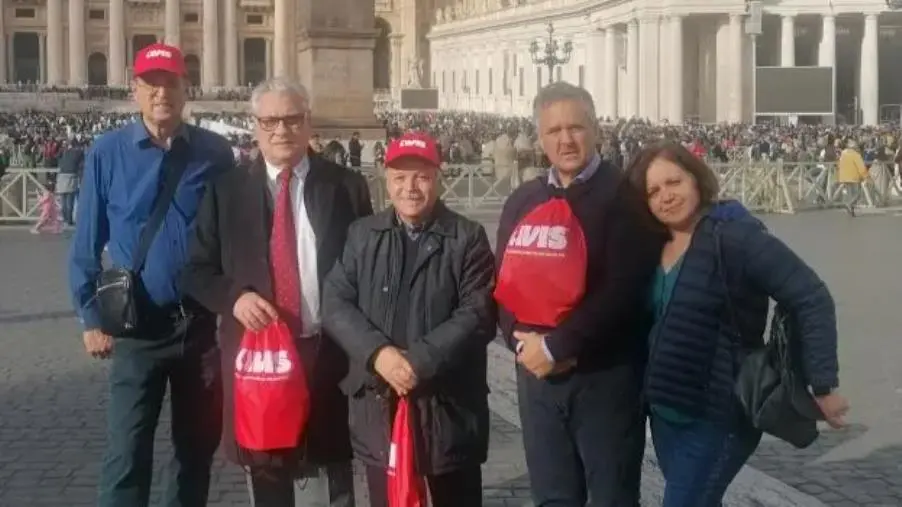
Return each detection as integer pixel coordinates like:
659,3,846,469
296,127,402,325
68,44,234,507
182,76,373,506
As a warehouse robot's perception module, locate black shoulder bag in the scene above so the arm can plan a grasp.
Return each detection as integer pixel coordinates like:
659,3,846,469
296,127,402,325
714,223,822,449
93,157,188,337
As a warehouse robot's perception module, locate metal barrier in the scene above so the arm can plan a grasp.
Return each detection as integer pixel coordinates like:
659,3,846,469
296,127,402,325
2,161,899,223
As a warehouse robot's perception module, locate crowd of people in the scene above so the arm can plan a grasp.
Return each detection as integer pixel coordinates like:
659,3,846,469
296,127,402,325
2,107,901,174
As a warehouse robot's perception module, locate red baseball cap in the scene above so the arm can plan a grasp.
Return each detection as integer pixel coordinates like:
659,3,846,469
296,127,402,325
385,132,441,168
133,43,187,77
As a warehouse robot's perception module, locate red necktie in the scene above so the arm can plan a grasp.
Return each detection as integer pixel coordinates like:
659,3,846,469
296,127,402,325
270,168,303,335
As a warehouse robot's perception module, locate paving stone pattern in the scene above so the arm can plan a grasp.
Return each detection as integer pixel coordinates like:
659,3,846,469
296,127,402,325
3,210,902,506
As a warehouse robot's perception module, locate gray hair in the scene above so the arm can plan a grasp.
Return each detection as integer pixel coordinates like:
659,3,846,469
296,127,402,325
249,77,310,116
532,81,597,130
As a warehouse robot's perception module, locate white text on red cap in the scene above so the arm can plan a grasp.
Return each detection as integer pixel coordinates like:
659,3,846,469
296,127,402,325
399,139,428,149
145,49,173,59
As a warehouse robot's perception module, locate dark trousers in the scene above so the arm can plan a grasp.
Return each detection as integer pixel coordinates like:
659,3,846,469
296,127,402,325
651,413,762,507
365,464,483,507
97,316,223,507
517,363,645,507
246,462,355,507
60,191,76,225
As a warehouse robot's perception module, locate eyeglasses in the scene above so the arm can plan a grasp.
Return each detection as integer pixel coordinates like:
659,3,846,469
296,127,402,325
255,113,309,132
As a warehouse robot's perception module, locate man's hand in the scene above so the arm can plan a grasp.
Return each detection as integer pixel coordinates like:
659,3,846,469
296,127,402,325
372,346,418,397
233,292,279,331
514,331,556,379
83,329,113,359
815,391,850,429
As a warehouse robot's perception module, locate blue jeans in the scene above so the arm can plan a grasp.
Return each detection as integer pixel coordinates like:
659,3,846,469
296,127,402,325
651,413,762,507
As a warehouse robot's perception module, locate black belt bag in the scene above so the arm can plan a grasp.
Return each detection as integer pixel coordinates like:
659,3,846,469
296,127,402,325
93,154,188,337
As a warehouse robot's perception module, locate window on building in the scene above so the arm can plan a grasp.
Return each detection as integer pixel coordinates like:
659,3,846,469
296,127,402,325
475,69,480,94
15,8,36,18
519,71,524,96
246,14,264,25
442,71,446,92
432,72,436,87
184,12,199,23
452,71,456,92
536,68,542,92
462,70,467,92
88,9,105,21
488,70,493,95
556,66,562,82
578,65,585,88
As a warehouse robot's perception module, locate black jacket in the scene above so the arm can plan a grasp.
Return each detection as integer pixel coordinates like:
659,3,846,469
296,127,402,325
322,203,496,475
495,163,662,370
182,155,373,469
645,202,838,421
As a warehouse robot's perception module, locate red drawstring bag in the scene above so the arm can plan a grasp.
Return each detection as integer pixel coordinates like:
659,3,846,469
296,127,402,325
387,398,427,507
234,321,310,451
494,198,588,327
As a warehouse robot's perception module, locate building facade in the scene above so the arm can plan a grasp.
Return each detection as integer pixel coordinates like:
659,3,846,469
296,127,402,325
429,0,902,125
0,0,390,92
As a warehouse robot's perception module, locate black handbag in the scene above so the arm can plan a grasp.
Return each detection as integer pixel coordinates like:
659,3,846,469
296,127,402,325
714,224,823,449
93,156,188,337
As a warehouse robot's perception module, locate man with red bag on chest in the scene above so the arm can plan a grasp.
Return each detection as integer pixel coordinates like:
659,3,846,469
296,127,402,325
322,132,497,507
182,77,373,507
494,82,663,506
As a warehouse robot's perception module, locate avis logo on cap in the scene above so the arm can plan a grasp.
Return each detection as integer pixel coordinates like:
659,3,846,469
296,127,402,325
133,43,187,78
385,132,441,168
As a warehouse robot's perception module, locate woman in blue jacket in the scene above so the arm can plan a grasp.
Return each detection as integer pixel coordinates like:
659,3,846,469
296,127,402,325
624,142,850,507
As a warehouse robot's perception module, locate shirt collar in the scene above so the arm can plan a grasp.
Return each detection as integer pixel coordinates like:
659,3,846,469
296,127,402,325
130,119,190,147
548,153,601,188
264,156,310,183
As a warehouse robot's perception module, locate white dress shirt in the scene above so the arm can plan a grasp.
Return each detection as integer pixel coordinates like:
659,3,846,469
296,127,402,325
265,157,320,338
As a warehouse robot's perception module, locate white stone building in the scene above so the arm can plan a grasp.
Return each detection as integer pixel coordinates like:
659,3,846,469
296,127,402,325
429,0,902,125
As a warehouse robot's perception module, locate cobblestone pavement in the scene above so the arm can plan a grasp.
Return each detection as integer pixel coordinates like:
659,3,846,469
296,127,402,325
2,209,902,506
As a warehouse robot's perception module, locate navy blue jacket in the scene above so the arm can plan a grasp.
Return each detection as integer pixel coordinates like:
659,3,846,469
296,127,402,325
645,201,838,422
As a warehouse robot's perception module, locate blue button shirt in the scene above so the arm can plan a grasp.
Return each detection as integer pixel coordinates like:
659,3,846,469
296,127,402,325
68,120,233,330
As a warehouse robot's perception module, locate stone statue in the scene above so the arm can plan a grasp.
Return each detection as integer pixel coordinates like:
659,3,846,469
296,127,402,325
453,2,464,20
406,58,424,88
436,8,444,23
444,6,454,21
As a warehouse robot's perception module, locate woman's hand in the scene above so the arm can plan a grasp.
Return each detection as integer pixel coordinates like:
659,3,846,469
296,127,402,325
815,391,850,429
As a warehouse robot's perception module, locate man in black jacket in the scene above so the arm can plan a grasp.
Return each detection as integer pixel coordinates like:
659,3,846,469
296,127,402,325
182,77,372,507
322,132,496,507
495,82,661,506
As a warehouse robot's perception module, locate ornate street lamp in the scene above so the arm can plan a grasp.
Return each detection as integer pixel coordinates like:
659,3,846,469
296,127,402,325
887,0,902,9
529,22,573,86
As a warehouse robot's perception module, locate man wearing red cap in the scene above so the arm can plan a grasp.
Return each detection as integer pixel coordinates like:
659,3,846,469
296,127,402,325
69,43,233,507
323,132,496,506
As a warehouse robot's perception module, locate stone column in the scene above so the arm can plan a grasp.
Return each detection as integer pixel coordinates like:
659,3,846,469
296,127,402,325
68,0,86,85
273,0,293,78
603,27,618,119
638,17,660,120
165,0,180,47
860,13,879,125
202,0,220,88
108,0,126,86
223,0,239,87
818,15,836,122
670,16,684,123
0,3,7,83
818,15,836,67
585,28,604,110
780,15,795,67
46,0,64,84
626,19,639,118
729,14,744,122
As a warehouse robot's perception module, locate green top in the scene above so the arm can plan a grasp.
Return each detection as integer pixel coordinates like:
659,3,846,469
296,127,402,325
648,256,695,424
